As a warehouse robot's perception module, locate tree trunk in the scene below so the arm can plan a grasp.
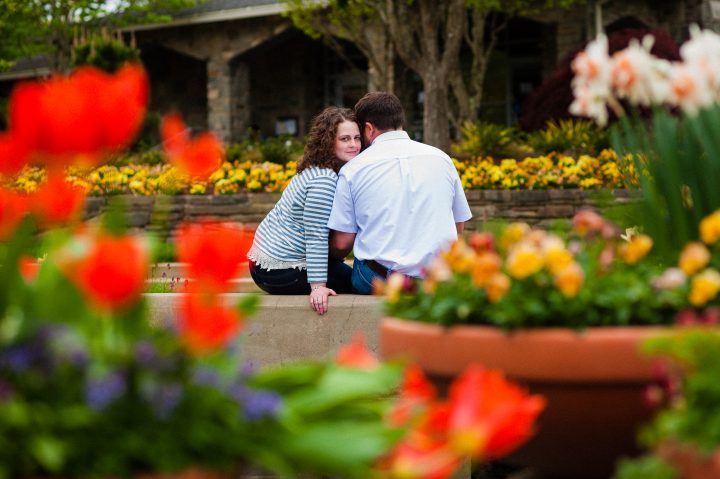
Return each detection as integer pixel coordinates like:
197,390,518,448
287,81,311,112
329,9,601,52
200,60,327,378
422,74,451,153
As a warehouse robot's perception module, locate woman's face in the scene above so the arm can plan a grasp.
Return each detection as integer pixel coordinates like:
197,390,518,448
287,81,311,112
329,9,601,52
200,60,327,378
334,120,361,163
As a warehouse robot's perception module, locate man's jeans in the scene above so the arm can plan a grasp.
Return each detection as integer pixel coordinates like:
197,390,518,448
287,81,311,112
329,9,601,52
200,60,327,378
351,259,385,294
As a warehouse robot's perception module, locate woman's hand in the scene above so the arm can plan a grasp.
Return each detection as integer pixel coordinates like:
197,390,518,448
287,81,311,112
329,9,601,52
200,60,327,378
309,283,336,315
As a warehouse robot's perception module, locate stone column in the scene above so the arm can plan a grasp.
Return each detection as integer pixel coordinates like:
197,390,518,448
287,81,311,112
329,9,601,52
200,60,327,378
701,0,720,32
232,61,251,142
207,53,232,144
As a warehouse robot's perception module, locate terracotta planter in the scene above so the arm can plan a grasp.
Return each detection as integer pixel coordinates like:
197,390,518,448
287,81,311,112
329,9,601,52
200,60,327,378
138,469,236,479
380,317,672,479
659,442,720,479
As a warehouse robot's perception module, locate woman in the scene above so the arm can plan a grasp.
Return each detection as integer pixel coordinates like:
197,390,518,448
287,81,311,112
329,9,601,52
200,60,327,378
248,107,361,315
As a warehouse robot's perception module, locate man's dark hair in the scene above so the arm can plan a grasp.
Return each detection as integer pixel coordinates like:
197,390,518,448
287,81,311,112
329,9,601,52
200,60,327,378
354,92,404,132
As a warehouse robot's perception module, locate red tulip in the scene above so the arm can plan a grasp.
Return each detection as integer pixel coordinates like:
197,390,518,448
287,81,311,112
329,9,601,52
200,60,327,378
389,365,437,426
0,186,28,240
31,174,86,228
161,114,223,180
70,233,149,311
386,404,462,479
175,221,254,293
335,334,379,370
446,365,545,461
177,290,244,354
8,64,148,169
18,255,40,284
0,133,29,177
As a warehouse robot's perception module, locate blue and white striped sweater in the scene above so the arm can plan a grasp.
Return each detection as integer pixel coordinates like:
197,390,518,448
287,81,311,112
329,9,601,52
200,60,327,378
252,166,338,283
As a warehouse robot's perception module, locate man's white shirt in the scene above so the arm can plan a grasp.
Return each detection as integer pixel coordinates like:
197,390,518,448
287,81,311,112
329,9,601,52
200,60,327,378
328,130,472,277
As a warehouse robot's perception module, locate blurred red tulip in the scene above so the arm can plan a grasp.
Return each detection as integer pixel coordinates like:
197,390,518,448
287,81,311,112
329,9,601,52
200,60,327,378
18,255,40,284
386,404,462,479
8,64,148,170
31,174,86,227
0,186,28,240
71,233,149,311
388,364,437,426
175,221,254,293
335,334,379,370
161,114,223,180
177,291,244,354
0,133,29,177
447,365,545,461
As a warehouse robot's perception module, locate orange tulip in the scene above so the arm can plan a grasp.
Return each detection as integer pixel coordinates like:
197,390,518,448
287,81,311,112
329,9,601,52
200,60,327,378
447,365,545,461
177,291,244,354
30,173,86,228
335,334,379,370
71,233,149,311
175,221,254,294
161,114,223,180
9,64,148,169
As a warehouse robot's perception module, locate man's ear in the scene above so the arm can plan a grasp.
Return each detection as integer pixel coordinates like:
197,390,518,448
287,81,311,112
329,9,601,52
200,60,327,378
364,122,376,142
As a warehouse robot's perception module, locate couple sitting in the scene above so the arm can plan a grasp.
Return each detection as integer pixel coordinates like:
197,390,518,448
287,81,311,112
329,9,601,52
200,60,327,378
247,92,472,315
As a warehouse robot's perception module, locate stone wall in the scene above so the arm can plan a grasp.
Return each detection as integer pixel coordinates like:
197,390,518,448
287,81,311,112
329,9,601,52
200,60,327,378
84,189,639,237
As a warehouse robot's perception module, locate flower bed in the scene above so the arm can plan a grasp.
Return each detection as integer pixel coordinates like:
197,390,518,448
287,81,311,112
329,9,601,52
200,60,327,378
6,150,635,197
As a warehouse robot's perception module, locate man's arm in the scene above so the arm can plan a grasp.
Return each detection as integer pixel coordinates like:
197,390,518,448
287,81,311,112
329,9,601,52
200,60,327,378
330,230,356,259
456,222,465,235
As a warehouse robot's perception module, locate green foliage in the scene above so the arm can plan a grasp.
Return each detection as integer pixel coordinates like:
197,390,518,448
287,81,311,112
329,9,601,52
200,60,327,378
612,105,720,261
452,121,522,159
613,454,677,479
0,0,200,71
227,136,305,166
72,38,140,73
643,330,720,453
526,119,609,155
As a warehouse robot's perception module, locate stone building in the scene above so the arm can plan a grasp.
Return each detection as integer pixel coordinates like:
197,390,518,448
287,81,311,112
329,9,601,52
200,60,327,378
2,0,720,139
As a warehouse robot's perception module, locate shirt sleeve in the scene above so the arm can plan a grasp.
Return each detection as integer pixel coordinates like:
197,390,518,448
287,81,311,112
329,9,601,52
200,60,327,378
327,174,358,233
451,168,473,223
303,174,337,283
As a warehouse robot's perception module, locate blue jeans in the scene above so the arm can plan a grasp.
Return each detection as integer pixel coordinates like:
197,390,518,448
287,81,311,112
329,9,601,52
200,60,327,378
250,258,352,295
351,259,385,295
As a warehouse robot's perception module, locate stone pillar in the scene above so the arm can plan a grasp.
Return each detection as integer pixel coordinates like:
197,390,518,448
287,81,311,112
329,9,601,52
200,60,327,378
232,60,251,142
701,0,720,32
207,53,232,143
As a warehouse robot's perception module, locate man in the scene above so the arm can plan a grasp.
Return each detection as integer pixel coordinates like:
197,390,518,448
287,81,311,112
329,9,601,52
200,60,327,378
328,92,472,294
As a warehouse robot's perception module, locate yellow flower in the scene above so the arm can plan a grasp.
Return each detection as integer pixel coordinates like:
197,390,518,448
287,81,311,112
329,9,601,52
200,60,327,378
506,241,543,279
700,210,720,245
554,262,584,297
441,240,476,274
376,273,406,304
486,273,511,302
541,235,573,274
689,269,720,306
678,242,711,275
499,222,530,250
246,179,263,192
471,251,502,287
618,234,653,264
190,183,207,195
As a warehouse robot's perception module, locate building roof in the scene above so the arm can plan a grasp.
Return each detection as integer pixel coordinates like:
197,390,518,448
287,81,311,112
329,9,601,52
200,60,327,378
125,0,286,31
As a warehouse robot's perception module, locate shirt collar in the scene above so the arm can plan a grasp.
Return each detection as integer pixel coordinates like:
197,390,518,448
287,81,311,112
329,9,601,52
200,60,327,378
371,130,410,145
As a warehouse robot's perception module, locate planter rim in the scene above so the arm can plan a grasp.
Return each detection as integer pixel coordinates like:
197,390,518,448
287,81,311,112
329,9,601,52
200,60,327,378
380,316,675,382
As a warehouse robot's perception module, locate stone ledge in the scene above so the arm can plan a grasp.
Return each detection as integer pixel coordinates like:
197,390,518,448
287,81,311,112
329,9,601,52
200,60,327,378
146,293,384,368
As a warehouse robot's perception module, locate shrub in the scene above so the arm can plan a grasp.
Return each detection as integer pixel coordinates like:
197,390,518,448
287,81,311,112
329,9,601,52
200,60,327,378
72,38,141,73
526,119,609,155
452,121,521,159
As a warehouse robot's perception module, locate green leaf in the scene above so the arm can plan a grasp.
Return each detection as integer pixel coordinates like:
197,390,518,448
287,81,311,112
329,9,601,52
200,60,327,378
31,435,66,472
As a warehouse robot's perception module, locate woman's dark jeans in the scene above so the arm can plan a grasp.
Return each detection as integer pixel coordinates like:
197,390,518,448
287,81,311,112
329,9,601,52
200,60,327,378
249,258,353,295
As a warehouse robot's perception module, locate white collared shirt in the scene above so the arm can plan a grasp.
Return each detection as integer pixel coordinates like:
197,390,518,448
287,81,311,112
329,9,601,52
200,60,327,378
328,130,472,277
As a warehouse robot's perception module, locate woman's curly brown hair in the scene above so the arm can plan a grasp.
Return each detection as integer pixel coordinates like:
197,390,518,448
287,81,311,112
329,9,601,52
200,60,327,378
296,107,357,174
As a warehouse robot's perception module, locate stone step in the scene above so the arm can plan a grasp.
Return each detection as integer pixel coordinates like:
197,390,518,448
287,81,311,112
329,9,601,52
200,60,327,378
146,276,263,293
145,293,384,368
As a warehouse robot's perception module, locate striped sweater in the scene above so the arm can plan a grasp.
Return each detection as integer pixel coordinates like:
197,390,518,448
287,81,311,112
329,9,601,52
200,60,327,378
250,166,338,283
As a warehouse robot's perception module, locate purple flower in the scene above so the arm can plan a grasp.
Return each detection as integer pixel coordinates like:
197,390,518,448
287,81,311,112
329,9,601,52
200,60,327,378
134,341,158,365
228,384,282,421
141,381,184,419
192,366,220,387
1,346,34,372
85,371,126,411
